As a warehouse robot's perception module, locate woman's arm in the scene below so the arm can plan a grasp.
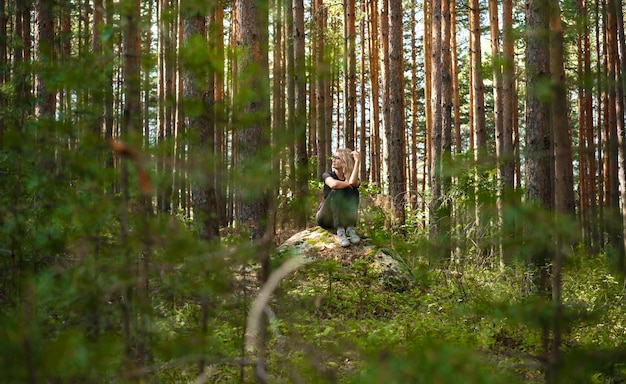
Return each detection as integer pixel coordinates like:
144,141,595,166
324,176,349,189
348,151,360,187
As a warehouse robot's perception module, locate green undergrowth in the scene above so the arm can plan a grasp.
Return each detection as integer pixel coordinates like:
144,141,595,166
1,189,625,383
265,256,528,383
254,234,626,384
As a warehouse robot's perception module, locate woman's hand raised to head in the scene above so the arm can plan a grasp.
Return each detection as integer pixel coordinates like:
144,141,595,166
348,150,360,187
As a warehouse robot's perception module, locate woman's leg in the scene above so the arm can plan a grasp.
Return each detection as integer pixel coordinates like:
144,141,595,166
330,187,359,228
315,199,334,229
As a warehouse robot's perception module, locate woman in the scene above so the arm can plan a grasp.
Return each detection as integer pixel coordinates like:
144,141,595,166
315,148,361,247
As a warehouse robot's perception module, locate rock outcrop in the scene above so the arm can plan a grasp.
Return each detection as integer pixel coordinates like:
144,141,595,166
276,226,412,291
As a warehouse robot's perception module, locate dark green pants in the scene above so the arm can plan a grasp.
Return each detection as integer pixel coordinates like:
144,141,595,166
315,187,359,229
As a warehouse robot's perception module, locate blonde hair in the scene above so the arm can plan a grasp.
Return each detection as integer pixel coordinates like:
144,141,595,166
333,148,355,177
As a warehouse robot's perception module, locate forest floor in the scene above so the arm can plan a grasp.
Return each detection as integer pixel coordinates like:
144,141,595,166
262,227,551,383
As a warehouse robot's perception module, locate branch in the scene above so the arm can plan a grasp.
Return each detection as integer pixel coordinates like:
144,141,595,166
244,255,311,353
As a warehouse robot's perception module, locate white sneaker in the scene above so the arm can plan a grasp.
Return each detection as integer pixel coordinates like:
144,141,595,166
346,227,360,244
337,228,350,247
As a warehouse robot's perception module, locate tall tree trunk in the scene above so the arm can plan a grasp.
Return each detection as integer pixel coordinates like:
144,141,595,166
359,2,367,183
525,0,553,372
605,0,623,268
34,0,56,175
429,0,444,253
273,0,285,227
122,0,142,148
379,0,390,189
410,4,419,210
213,0,228,228
15,0,32,120
325,41,333,176
423,0,432,228
313,0,325,180
549,1,575,380
488,0,505,266
368,0,381,185
160,2,170,209
104,0,115,173
451,0,461,153
91,0,104,136
489,0,504,154
550,7,575,218
142,1,153,149
577,0,596,250
595,0,604,247
470,0,487,250
206,2,223,234
441,0,453,256
387,0,405,228
610,0,626,274
285,0,296,200
293,0,308,228
344,0,356,148
34,0,55,119
501,0,517,262
59,1,72,138
120,0,144,374
525,0,552,249
228,8,237,226
309,7,317,161
234,0,271,378
156,0,165,209
182,1,219,241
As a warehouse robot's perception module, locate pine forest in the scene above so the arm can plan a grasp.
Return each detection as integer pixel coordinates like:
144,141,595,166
1,0,626,382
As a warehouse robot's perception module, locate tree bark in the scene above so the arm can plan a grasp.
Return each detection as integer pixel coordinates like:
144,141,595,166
606,0,626,272
525,0,553,373
235,0,271,377
387,0,406,228
423,0,432,228
501,0,517,263
344,0,356,148
577,0,596,249
120,0,144,373
550,6,575,217
488,0,506,267
379,0,390,189
34,0,56,175
314,0,327,180
451,0,461,153
293,0,308,229
368,0,381,185
285,0,296,201
441,0,453,255
410,4,419,210
359,2,367,183
470,0,487,247
525,0,552,223
548,2,574,379
34,0,55,119
429,0,444,249
273,0,285,224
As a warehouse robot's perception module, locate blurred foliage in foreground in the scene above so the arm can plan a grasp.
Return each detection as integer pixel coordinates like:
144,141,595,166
1,126,626,383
